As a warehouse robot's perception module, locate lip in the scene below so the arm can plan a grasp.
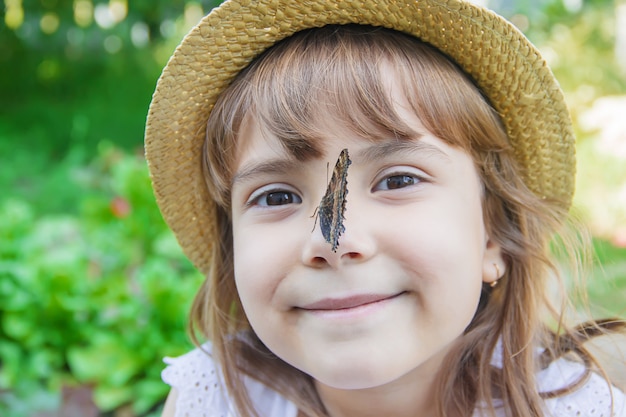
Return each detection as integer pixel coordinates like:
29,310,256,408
299,293,403,311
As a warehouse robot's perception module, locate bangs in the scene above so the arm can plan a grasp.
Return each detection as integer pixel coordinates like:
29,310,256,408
239,25,422,160
205,24,508,205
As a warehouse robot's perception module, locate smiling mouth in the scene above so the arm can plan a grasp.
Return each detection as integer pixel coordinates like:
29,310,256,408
299,292,405,311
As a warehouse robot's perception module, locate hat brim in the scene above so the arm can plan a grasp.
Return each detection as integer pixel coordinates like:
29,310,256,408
145,0,575,275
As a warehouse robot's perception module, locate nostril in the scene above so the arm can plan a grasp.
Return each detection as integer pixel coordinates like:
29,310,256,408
312,256,327,265
347,252,360,259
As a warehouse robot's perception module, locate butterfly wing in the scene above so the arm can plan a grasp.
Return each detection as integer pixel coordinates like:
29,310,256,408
317,149,351,252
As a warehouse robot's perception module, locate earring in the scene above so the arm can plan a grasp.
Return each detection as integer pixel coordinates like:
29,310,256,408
490,263,501,288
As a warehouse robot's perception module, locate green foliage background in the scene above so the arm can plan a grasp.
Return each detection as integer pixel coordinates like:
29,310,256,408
1,0,625,415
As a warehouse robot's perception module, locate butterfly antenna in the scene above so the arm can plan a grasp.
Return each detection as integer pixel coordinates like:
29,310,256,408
310,161,331,228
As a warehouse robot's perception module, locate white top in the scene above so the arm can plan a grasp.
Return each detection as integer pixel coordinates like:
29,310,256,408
162,343,626,417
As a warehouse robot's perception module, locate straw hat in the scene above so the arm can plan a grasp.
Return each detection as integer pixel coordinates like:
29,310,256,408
145,0,575,275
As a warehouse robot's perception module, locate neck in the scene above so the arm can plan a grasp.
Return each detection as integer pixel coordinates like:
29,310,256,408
314,354,446,417
318,383,435,417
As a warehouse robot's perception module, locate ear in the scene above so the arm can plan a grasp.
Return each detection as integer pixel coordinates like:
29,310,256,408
482,235,505,285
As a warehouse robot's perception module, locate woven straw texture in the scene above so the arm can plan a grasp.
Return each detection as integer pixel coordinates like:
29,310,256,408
145,0,575,275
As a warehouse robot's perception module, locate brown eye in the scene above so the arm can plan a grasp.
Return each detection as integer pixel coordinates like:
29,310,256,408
253,190,302,207
385,175,416,190
266,192,296,205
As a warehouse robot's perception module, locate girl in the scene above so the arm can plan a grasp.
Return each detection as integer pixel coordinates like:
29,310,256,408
144,0,626,416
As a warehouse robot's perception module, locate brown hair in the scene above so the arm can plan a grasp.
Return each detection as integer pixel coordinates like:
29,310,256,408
192,24,623,416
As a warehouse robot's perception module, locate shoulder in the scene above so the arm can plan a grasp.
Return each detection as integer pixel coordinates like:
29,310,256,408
161,344,234,416
161,342,298,417
160,389,179,417
539,358,626,417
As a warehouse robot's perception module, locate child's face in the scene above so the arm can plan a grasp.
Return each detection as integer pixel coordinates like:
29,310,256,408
229,76,504,392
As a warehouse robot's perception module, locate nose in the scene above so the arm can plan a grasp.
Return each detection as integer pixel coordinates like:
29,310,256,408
301,203,376,269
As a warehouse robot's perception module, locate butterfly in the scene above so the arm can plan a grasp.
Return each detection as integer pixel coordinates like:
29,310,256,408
313,148,351,252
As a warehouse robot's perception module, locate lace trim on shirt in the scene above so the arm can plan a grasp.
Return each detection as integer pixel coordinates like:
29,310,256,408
163,343,626,417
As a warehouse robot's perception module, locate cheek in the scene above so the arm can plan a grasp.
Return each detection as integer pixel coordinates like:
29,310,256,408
385,201,486,311
233,233,271,308
389,208,485,269
232,223,299,315
232,224,260,304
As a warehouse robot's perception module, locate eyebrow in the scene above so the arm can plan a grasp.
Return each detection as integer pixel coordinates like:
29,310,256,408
231,158,301,187
231,138,452,187
354,138,452,164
